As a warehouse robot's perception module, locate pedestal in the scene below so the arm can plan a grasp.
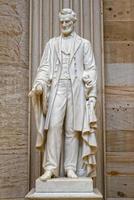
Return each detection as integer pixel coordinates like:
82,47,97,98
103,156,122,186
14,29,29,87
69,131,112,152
25,178,103,200
36,177,93,193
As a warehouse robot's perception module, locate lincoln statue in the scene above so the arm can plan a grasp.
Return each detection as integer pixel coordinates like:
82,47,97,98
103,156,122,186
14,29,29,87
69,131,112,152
29,8,97,181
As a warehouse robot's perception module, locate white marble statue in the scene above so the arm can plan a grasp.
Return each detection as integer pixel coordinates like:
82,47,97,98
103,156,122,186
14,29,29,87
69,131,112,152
29,8,97,181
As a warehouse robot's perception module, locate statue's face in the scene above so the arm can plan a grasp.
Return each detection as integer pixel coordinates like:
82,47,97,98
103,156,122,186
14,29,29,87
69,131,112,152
60,17,74,36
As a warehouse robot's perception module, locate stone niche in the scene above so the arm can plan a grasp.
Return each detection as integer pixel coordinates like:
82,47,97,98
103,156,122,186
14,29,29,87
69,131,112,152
26,1,104,200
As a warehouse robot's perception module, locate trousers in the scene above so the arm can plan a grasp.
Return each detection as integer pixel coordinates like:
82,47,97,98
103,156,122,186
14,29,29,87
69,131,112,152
44,79,79,175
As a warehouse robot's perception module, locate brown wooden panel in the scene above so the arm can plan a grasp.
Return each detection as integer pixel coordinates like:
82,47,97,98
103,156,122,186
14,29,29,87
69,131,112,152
106,92,134,105
106,107,134,130
104,0,134,21
107,198,134,200
106,86,134,97
0,67,28,156
0,65,29,150
0,0,29,64
0,65,29,199
105,89,134,105
2,199,25,200
106,152,134,176
0,154,28,198
105,63,134,86
104,21,134,41
107,176,134,198
104,0,134,199
0,0,29,198
105,87,134,131
106,131,134,152
104,41,134,63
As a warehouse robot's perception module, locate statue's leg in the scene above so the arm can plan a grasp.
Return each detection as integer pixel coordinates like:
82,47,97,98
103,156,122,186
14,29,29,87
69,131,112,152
43,81,67,177
64,81,79,178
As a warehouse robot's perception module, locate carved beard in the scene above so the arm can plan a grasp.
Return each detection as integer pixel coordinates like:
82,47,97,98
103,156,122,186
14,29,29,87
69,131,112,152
61,25,74,36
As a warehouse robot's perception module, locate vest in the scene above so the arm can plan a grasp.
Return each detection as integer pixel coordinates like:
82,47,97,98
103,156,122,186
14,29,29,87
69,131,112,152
60,51,71,80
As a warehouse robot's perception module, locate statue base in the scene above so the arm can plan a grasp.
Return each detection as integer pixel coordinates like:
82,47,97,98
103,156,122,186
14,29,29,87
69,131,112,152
25,177,103,200
36,177,93,193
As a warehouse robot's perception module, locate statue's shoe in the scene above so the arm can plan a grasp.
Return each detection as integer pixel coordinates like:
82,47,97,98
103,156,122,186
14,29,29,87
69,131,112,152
67,170,78,178
40,170,53,181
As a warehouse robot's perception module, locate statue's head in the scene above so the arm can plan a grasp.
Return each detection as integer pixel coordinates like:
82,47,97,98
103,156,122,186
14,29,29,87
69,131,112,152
59,8,77,36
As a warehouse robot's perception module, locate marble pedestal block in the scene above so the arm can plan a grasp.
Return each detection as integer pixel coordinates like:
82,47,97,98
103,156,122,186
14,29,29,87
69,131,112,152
25,177,103,200
36,177,93,193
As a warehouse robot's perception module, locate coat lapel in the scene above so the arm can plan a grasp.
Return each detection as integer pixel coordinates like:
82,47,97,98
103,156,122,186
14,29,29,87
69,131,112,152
69,33,82,64
54,33,82,64
54,36,62,63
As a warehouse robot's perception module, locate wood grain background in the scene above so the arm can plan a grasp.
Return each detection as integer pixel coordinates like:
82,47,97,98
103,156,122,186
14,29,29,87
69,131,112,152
0,0,29,199
104,0,134,199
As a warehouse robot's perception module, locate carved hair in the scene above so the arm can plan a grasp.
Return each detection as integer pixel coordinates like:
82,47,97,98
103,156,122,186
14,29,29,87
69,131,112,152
59,8,77,23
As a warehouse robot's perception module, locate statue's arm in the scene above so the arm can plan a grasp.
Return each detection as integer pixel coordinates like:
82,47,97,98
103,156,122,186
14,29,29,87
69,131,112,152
83,40,97,105
29,42,51,97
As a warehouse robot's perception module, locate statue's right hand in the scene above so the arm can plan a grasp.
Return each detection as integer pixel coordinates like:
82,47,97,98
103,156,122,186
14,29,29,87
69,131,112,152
35,84,43,95
28,83,43,97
